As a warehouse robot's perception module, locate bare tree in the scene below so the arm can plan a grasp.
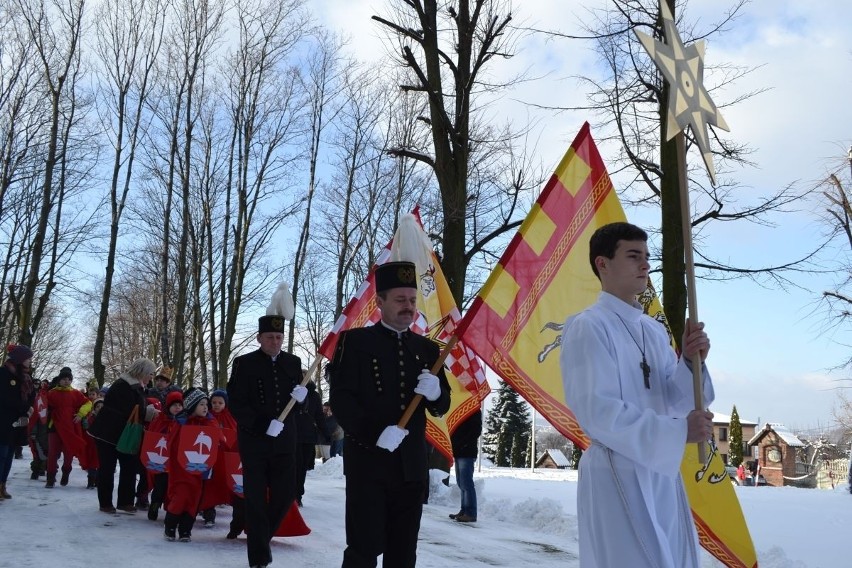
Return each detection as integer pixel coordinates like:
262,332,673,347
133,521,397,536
288,30,347,353
211,0,310,385
372,0,535,305
316,66,401,317
12,0,86,346
536,0,819,341
0,5,44,222
90,0,166,385
817,150,852,371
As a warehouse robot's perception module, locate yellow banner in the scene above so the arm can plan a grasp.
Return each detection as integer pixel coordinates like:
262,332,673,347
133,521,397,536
392,212,490,461
459,122,756,568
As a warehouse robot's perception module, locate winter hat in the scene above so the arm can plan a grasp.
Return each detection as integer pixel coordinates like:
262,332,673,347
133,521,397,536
182,388,208,415
165,390,183,410
210,389,228,405
155,365,174,383
8,344,33,365
59,367,73,379
146,397,162,411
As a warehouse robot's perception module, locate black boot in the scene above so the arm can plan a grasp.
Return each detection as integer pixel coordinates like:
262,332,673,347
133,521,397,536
45,473,56,488
60,471,70,486
202,507,216,528
148,502,161,521
178,513,194,542
164,512,179,541
30,471,39,481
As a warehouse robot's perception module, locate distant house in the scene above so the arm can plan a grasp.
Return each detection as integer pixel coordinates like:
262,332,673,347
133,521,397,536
710,410,758,465
747,423,805,487
535,449,570,469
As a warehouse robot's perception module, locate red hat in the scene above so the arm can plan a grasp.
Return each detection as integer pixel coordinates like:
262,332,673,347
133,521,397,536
146,397,162,411
165,390,183,410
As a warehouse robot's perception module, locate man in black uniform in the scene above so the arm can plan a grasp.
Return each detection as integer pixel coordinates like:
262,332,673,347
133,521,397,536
227,312,308,568
329,260,451,568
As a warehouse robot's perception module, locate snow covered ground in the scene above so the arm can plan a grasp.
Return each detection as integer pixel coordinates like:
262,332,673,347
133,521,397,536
1,450,849,567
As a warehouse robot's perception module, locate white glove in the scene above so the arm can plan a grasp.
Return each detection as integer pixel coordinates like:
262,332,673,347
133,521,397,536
414,371,441,401
265,419,285,437
376,425,408,452
290,384,308,403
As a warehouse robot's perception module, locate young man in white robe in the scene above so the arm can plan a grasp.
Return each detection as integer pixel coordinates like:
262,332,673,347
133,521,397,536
560,222,714,568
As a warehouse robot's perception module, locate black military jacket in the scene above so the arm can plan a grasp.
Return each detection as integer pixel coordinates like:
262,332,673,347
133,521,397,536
227,348,302,455
329,324,451,483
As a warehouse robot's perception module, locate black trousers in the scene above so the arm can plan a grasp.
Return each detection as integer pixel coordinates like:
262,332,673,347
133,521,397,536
342,476,425,568
150,472,168,504
95,439,139,509
241,451,296,567
295,443,316,498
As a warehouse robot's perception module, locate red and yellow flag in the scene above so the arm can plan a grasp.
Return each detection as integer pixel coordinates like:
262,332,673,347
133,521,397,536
456,122,756,568
318,208,490,461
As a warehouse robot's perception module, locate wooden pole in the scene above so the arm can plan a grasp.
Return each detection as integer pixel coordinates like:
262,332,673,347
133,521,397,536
676,132,706,463
276,355,324,422
396,335,459,429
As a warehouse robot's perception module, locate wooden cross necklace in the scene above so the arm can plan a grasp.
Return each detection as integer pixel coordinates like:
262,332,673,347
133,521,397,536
615,313,651,389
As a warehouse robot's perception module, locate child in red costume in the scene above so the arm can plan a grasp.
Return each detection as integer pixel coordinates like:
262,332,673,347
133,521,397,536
200,389,238,529
45,368,91,488
163,389,221,542
146,390,183,520
81,398,103,488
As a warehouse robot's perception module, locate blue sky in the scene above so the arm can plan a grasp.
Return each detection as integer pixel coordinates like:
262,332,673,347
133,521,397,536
312,0,852,431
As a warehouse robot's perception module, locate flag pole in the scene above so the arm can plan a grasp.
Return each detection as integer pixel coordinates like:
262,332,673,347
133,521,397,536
276,354,324,422
676,132,706,464
397,335,459,429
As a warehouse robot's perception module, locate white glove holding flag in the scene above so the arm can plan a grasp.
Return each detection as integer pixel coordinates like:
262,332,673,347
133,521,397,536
265,419,285,437
376,425,408,452
290,384,308,403
414,371,441,401
290,385,308,404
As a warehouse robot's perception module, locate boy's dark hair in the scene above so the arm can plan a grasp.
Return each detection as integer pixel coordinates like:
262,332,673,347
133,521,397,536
588,222,648,278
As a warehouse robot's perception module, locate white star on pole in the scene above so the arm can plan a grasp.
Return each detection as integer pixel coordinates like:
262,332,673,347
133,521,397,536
635,1,729,184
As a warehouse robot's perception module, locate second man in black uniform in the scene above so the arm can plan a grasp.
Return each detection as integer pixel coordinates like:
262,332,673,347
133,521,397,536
329,260,451,568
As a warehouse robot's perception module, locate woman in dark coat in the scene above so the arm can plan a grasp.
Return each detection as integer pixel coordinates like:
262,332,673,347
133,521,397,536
87,357,158,513
0,345,35,500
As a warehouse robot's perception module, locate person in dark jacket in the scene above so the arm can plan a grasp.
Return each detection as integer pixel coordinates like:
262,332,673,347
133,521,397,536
87,357,159,514
329,261,451,568
0,344,35,500
294,380,330,506
449,408,482,522
319,402,344,461
227,309,307,568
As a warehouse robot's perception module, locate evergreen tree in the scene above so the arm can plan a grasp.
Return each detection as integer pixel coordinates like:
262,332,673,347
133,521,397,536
483,381,531,467
511,431,526,468
482,384,508,462
571,445,583,469
729,405,744,466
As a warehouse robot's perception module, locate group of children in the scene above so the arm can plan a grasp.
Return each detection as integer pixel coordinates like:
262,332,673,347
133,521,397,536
139,387,242,542
29,377,246,544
